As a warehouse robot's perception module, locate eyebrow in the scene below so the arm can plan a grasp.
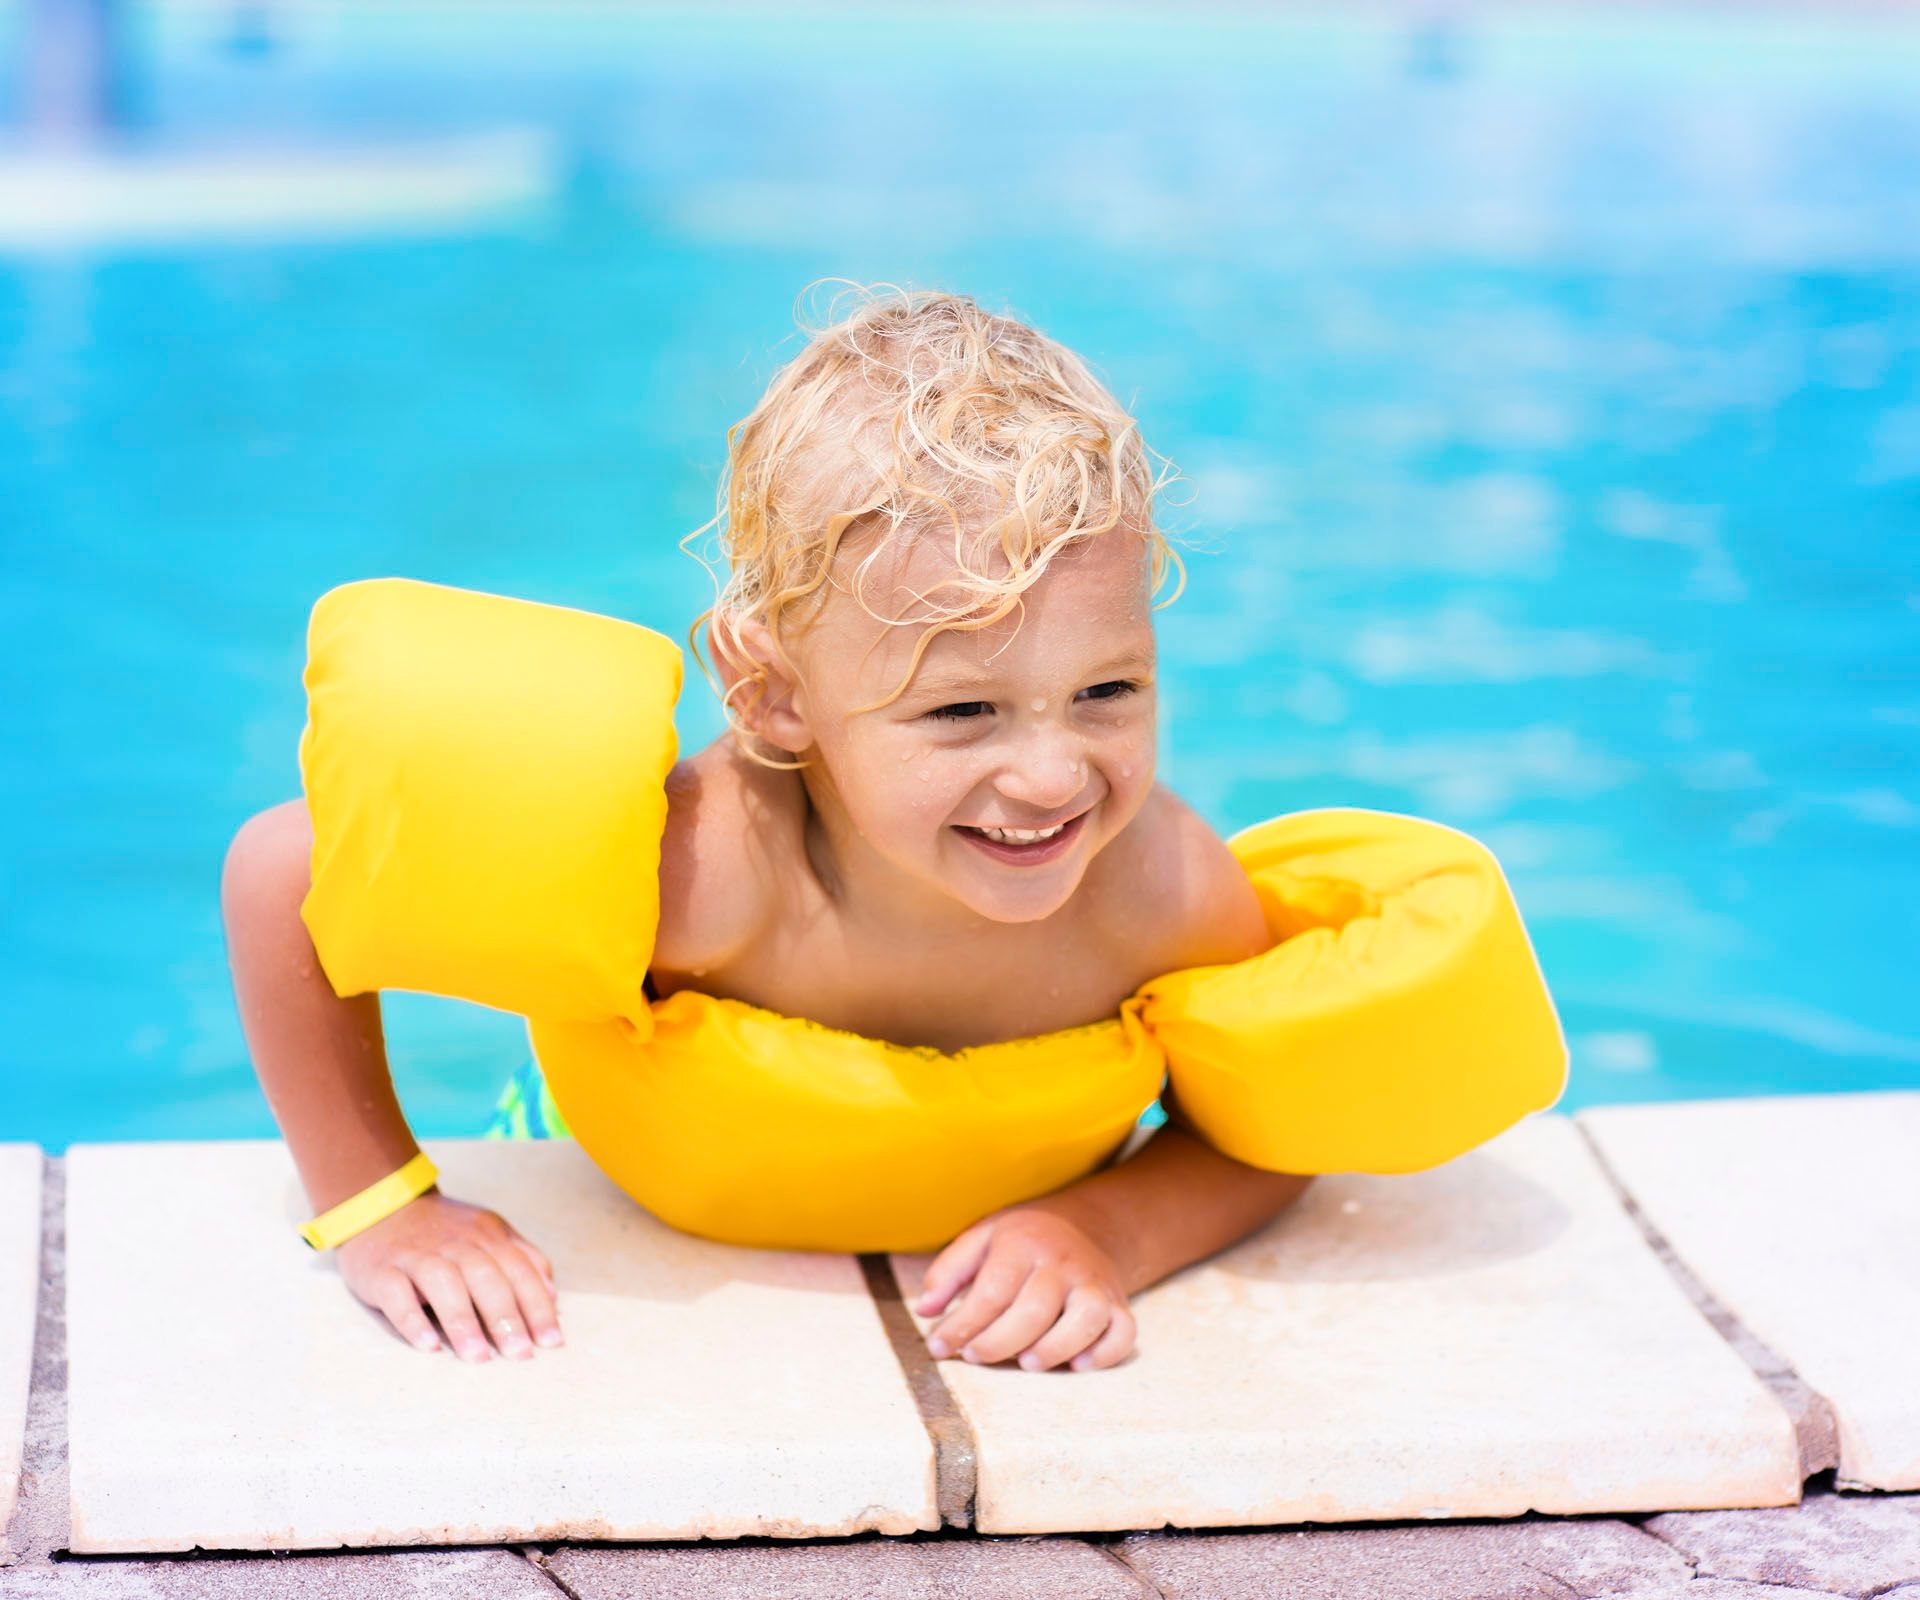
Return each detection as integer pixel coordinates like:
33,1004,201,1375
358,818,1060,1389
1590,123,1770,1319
909,650,1156,699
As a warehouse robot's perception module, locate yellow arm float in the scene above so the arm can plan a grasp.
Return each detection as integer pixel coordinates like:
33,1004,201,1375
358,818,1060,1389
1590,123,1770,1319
1140,810,1568,1176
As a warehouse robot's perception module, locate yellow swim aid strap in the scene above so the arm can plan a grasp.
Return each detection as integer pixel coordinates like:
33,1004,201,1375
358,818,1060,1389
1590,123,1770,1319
298,577,681,1027
1137,808,1567,1176
299,1151,440,1251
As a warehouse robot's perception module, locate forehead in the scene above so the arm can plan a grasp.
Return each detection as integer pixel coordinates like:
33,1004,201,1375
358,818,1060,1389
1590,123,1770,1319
822,527,1157,690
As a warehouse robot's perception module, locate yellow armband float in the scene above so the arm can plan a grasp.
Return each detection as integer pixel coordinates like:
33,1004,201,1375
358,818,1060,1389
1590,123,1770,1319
298,577,1566,1254
1140,810,1568,1176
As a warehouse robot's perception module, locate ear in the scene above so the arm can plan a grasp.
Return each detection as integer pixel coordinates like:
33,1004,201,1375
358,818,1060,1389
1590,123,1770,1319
710,613,815,756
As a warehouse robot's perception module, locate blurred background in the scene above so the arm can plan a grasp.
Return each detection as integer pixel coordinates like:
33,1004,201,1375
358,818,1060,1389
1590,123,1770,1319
3,0,1916,1150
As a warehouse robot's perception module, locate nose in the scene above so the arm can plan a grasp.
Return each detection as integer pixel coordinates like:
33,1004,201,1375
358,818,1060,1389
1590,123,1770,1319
993,724,1088,814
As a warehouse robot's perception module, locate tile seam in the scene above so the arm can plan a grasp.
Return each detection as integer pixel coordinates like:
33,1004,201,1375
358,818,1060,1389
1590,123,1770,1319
856,1254,977,1530
3,1155,65,1566
0,1148,47,1568
1573,1118,1839,1482
520,1545,588,1598
1094,1537,1170,1599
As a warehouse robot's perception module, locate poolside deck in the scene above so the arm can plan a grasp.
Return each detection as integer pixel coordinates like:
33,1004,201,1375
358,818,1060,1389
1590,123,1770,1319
2,1094,1916,1596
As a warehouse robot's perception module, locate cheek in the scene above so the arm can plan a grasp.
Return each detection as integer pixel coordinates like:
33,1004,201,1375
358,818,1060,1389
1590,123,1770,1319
1100,722,1156,800
863,740,972,834
904,753,977,826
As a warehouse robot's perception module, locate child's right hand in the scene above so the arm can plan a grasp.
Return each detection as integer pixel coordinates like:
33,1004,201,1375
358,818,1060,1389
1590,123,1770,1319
334,1191,562,1362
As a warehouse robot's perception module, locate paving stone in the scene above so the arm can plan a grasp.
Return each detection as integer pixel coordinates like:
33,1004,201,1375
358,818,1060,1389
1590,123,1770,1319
0,1148,44,1562
1643,1490,1920,1596
64,1140,936,1553
1113,1516,1688,1598
1609,1586,1847,1599
1581,1092,1920,1490
894,1114,1801,1534
1612,1582,1850,1590
544,1534,1147,1598
0,1548,555,1597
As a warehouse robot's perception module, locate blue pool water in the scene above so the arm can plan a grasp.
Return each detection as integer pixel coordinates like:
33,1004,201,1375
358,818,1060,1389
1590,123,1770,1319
3,4,1918,1149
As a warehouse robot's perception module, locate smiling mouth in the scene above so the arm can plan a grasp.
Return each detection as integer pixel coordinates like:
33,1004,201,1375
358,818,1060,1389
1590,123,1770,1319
953,811,1087,864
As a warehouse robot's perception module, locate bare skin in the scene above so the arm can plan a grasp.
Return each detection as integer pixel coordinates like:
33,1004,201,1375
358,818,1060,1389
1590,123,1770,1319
222,525,1312,1373
663,527,1313,1371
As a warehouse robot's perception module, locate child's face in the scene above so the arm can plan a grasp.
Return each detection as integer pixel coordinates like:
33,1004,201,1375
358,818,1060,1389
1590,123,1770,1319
790,528,1159,924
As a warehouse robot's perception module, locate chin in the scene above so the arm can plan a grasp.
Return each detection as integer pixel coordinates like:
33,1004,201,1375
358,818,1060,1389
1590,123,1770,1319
951,872,1082,925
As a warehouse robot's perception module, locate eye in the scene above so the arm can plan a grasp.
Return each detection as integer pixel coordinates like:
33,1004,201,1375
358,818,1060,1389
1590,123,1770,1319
1079,680,1139,704
927,701,992,721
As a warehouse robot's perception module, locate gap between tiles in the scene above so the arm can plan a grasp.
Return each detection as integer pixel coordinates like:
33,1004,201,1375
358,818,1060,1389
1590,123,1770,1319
2,1156,65,1568
1573,1118,1841,1482
857,1253,979,1530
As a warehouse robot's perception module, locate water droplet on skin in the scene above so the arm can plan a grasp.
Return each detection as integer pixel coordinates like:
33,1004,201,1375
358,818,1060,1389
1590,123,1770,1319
1121,766,1133,778
1030,698,1046,713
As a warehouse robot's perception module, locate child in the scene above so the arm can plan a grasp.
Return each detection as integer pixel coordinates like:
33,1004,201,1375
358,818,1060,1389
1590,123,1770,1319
222,284,1561,1378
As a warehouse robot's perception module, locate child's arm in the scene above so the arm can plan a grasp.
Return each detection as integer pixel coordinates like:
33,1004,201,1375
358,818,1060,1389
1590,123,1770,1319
914,1126,1311,1373
221,798,562,1362
916,791,1310,1372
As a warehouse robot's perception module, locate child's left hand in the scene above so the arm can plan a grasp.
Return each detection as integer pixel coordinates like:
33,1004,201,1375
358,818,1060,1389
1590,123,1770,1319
913,1207,1136,1373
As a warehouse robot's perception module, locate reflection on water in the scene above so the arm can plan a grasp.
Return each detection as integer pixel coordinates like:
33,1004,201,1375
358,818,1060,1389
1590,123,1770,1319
1,4,1916,1146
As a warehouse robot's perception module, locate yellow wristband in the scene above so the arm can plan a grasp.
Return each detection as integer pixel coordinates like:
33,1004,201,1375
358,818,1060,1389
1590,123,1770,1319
299,1152,439,1251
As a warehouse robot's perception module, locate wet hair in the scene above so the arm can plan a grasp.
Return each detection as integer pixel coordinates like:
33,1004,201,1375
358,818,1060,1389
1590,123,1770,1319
683,279,1185,767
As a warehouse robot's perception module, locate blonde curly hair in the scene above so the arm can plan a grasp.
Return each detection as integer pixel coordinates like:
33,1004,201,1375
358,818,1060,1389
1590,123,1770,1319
682,280,1186,767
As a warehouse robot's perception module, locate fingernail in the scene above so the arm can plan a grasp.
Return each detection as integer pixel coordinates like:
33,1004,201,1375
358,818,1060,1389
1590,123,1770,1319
536,1327,562,1348
461,1340,489,1362
961,1343,981,1363
506,1338,533,1358
925,1336,950,1358
1018,1353,1039,1371
414,1331,440,1352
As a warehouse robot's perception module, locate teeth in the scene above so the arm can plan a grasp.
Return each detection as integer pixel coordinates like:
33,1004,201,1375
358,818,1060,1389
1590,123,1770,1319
976,822,1066,844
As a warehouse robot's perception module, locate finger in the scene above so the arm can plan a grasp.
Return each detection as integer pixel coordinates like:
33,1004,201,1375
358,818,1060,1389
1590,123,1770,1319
483,1215,555,1294
507,1230,557,1294
913,1226,992,1318
1070,1301,1138,1371
1015,1286,1116,1372
404,1256,492,1363
957,1271,1067,1366
449,1244,536,1359
368,1268,442,1354
926,1251,1035,1358
479,1236,564,1350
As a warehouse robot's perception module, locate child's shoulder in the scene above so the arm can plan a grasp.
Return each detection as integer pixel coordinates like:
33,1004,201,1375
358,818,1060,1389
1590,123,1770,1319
1092,783,1271,981
652,738,792,977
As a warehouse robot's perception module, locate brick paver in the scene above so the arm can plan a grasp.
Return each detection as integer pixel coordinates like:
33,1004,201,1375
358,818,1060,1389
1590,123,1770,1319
542,1535,1147,1599
1644,1491,1920,1595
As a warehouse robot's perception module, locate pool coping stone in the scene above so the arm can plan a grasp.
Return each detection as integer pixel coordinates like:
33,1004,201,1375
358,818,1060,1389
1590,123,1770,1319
7,1085,1919,1595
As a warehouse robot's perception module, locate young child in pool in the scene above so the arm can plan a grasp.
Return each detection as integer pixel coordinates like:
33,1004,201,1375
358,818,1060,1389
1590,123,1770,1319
222,284,1314,1377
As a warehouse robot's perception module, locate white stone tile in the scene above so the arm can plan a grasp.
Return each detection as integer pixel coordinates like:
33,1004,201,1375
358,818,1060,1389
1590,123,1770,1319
894,1113,1801,1534
0,1145,44,1557
65,1139,935,1553
1581,1091,1920,1492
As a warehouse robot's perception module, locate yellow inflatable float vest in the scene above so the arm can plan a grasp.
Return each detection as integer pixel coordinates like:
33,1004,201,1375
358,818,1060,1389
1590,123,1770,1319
299,577,1568,1253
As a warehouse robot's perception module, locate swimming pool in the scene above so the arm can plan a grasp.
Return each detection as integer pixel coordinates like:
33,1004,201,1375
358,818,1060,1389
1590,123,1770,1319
3,4,1917,1148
